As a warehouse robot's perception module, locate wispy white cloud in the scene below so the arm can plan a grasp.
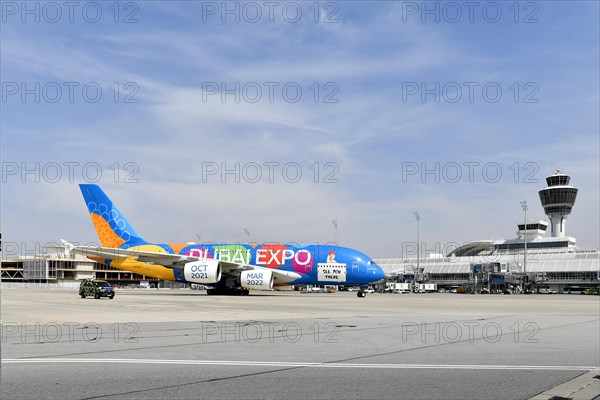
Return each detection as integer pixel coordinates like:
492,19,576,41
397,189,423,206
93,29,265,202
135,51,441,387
2,1,598,257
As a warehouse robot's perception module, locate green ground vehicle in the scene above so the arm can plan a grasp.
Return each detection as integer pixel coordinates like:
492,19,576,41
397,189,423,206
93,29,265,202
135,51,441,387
583,287,599,295
79,279,115,299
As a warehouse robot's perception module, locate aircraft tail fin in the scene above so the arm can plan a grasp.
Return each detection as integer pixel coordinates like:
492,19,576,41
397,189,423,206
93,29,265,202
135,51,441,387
79,184,146,248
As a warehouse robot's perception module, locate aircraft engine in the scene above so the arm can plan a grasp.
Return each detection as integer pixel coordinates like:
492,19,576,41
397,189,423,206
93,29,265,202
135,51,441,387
183,259,222,284
241,269,273,291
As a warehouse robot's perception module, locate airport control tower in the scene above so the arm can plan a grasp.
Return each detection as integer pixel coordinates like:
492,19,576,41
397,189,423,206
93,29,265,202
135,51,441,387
538,170,578,237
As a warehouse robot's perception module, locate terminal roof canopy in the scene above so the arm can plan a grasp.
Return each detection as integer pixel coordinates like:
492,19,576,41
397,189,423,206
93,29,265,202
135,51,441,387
447,241,495,257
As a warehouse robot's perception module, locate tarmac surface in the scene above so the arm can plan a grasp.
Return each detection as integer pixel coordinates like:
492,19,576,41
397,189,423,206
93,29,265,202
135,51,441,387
1,289,599,399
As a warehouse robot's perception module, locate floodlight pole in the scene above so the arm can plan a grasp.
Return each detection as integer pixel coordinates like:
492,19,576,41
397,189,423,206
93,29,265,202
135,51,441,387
332,218,338,246
520,201,528,274
414,212,420,290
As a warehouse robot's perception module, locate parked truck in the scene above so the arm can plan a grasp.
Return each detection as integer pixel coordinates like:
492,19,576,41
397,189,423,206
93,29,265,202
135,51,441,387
388,282,411,293
418,283,438,293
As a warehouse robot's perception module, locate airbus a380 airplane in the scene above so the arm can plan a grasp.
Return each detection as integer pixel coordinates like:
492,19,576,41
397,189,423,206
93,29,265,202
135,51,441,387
58,184,385,297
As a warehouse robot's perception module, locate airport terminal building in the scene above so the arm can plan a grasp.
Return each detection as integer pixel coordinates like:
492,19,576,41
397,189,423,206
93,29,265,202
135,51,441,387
1,172,599,292
0,254,163,288
374,172,599,293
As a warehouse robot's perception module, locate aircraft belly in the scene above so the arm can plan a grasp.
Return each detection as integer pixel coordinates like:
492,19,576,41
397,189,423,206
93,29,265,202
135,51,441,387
111,259,176,281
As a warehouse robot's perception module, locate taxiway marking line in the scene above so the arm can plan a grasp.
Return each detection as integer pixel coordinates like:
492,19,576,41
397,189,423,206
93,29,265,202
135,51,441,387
2,358,597,371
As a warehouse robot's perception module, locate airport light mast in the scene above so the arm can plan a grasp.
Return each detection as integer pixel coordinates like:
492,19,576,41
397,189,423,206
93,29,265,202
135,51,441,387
520,201,527,274
414,212,420,286
332,218,338,246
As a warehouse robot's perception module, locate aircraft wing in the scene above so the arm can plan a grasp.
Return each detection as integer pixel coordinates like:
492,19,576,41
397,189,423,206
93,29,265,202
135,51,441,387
50,241,301,283
48,243,199,266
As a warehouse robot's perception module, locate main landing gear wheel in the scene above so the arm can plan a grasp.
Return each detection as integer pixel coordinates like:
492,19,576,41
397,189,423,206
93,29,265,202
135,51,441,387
357,291,366,298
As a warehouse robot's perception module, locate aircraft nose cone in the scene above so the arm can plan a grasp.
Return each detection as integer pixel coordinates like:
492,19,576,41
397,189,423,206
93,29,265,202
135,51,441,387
373,263,385,281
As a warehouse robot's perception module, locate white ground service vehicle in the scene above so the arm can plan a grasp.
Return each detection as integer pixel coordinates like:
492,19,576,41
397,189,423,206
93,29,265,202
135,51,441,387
418,283,438,293
388,283,411,293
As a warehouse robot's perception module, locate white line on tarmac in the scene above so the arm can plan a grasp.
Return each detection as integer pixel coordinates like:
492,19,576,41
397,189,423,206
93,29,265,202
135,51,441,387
2,358,598,371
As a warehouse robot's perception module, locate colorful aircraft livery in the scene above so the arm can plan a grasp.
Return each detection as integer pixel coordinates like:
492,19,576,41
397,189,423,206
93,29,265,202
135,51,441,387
64,184,385,296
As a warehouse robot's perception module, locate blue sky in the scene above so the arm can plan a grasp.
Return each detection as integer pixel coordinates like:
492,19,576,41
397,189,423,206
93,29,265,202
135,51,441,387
1,1,599,258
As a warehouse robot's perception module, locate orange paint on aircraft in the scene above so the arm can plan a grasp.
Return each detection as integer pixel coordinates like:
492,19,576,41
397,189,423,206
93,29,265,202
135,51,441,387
90,213,125,248
168,243,190,254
